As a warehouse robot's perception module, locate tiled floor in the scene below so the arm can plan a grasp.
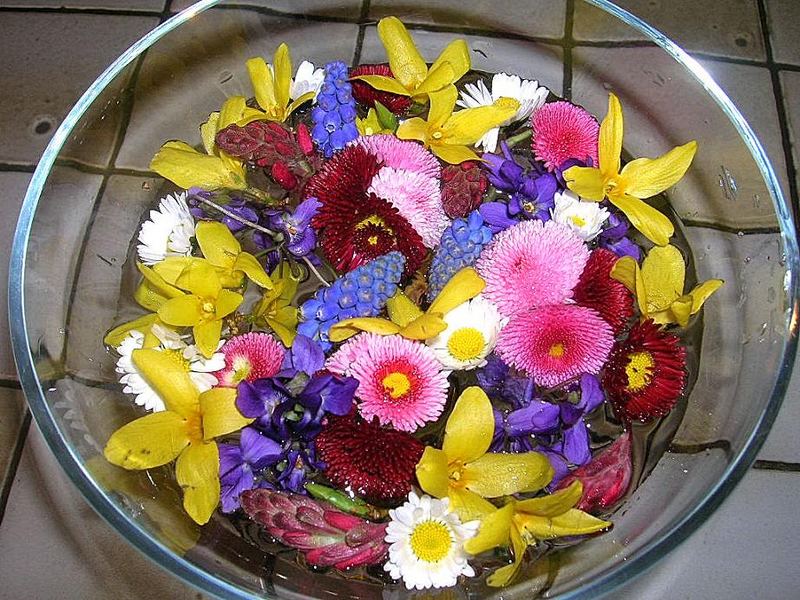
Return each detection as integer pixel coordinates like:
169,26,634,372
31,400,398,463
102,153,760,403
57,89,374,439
1,0,799,598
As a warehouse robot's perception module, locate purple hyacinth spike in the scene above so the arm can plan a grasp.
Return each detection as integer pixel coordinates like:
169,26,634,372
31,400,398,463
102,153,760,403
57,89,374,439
311,61,359,157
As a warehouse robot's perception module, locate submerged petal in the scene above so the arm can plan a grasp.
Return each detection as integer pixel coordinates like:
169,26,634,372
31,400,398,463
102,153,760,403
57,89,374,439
487,525,527,587
104,411,189,470
176,441,221,524
517,507,609,540
200,387,253,440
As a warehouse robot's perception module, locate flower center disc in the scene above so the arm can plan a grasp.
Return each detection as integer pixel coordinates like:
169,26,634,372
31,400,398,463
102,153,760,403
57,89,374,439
163,349,191,372
409,520,453,563
548,342,566,358
382,371,411,399
570,215,587,227
231,356,253,384
447,327,485,361
625,350,655,392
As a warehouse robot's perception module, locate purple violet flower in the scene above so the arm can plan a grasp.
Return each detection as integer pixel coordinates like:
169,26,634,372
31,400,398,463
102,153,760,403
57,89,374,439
598,213,642,260
219,427,283,512
265,197,321,258
187,188,260,233
279,334,326,377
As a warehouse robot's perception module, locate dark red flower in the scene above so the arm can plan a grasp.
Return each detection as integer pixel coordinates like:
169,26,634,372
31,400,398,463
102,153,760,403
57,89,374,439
349,64,413,114
602,319,686,422
307,144,426,275
441,161,488,218
271,161,298,190
315,411,424,503
573,248,634,334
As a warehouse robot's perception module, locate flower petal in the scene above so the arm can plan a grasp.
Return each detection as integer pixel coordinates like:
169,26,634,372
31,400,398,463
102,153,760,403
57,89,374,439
641,244,685,309
200,111,220,155
273,43,292,114
399,313,448,340
195,221,240,269
564,166,605,201
414,62,456,99
350,74,412,97
233,252,273,289
444,100,520,146
429,39,470,84
200,387,253,440
176,260,224,299
515,480,583,517
377,16,427,90
286,91,316,118
516,507,609,540
131,348,200,417
427,267,485,316
415,446,451,498
463,452,553,497
620,140,697,199
431,143,481,165
486,524,527,587
448,487,498,523
216,289,244,319
428,85,459,129
329,317,401,342
395,116,430,145
176,441,220,524
246,57,277,113
610,193,674,246
158,295,204,327
104,313,160,347
104,411,190,469
194,319,223,359
463,502,514,555
442,386,494,463
150,141,246,191
690,279,724,314
599,93,623,178
386,291,424,327
660,295,693,327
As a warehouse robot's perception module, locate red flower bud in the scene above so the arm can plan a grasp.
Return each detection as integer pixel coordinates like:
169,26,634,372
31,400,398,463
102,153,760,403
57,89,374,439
271,161,298,190
296,122,314,156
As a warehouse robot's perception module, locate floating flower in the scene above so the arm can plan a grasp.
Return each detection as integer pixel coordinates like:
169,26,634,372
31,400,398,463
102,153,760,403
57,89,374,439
245,43,317,123
251,262,301,347
573,248,634,334
496,304,614,388
598,212,641,260
531,100,599,171
326,333,449,432
415,387,553,521
564,93,697,246
352,17,470,103
289,60,324,101
218,426,283,512
426,295,505,370
384,492,479,590
440,161,488,219
312,61,359,157
104,349,253,524
612,244,723,327
266,197,321,258
457,72,548,152
550,190,609,241
315,411,424,503
476,220,589,317
397,86,520,164
137,192,195,266
349,64,413,113
603,319,687,422
216,332,285,388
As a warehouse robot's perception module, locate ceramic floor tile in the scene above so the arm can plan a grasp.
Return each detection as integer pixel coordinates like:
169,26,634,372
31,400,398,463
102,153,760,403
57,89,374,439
114,9,359,170
780,70,800,184
572,0,766,61
0,387,27,494
170,0,361,17
368,0,566,40
2,0,164,10
765,0,800,66
359,26,564,95
0,425,204,599
758,346,800,463
0,172,33,381
572,46,784,230
607,468,800,599
0,12,160,167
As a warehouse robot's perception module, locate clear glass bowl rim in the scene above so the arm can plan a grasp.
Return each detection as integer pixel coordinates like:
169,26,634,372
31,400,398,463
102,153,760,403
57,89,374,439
8,1,799,597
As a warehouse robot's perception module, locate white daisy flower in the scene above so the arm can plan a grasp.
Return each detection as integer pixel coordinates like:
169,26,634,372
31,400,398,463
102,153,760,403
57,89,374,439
550,190,610,241
290,60,324,101
137,192,195,265
457,72,549,153
384,492,479,590
115,325,225,412
427,295,506,370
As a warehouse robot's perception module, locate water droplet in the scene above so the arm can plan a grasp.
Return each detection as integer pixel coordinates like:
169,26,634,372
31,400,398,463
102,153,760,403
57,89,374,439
743,256,751,263
142,181,151,191
737,230,744,237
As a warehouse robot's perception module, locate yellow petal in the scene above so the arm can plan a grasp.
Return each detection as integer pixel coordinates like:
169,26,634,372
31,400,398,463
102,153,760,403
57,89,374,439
641,244,685,309
329,317,401,342
431,143,481,165
515,480,583,517
268,307,299,347
415,446,451,498
350,74,412,97
233,252,273,288
246,57,277,113
414,63,456,99
158,295,204,327
377,16,427,90
429,39,470,83
400,313,448,340
448,487,498,523
153,257,201,287
463,452,553,497
427,267,485,315
689,279,724,314
444,100,519,146
104,313,159,347
396,117,430,144
104,411,189,470
200,111,220,155
620,140,697,199
132,348,200,417
286,91,316,118
427,86,458,129
609,256,638,293
659,296,693,327
175,441,220,525
194,319,223,359
487,524,527,587
138,261,185,299
195,221,239,269
175,260,223,299
200,387,253,440
442,386,494,463
218,95,251,130
517,508,609,540
386,291,424,327
273,43,292,113
599,93,623,178
610,193,674,246
150,141,246,190
216,289,243,319
564,166,605,201
463,502,514,555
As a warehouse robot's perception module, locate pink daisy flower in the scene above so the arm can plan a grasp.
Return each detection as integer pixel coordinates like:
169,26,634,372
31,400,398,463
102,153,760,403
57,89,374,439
216,332,285,387
357,134,440,178
476,220,589,317
531,101,599,171
326,333,450,432
497,304,614,388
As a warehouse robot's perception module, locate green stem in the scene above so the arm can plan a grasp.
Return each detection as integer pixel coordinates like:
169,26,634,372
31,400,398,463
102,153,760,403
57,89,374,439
243,186,281,205
196,195,279,238
302,256,331,288
505,129,533,148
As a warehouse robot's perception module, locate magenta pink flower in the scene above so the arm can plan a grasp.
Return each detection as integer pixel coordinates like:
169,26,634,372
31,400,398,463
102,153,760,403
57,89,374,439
476,220,589,317
531,101,599,171
326,333,450,432
216,332,285,387
496,304,613,388
358,134,440,178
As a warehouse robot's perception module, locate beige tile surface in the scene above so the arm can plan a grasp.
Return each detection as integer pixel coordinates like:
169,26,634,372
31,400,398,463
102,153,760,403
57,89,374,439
573,0,766,61
780,70,800,182
766,0,800,66
171,0,361,16
0,388,27,492
2,0,164,9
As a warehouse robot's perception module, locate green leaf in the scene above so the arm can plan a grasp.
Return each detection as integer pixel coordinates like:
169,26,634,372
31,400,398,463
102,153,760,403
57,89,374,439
374,100,398,132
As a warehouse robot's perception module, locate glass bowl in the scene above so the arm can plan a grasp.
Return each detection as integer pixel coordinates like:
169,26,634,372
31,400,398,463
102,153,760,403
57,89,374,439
9,0,798,598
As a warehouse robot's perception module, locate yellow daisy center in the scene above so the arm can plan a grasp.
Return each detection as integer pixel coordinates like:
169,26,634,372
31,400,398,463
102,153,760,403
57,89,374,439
162,349,191,372
570,215,587,227
409,520,453,563
625,351,655,392
447,327,486,362
231,356,252,384
382,372,411,399
548,342,566,358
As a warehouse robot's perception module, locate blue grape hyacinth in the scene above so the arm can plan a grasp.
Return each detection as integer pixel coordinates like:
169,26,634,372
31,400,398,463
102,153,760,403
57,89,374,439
427,211,493,299
311,61,359,158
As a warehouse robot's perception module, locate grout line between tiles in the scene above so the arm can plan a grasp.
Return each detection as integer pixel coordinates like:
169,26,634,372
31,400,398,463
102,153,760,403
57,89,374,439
0,410,32,526
0,6,162,17
0,163,36,174
562,0,574,100
0,380,22,390
350,0,371,67
669,440,732,455
752,459,800,472
681,220,780,235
